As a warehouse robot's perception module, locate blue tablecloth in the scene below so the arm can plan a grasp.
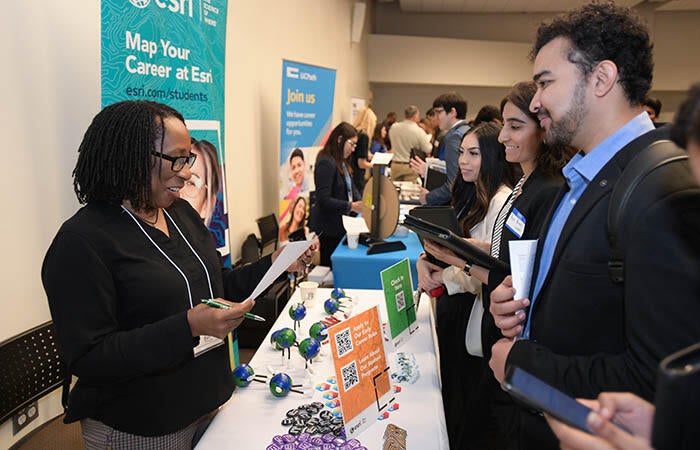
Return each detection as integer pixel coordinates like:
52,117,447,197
331,232,423,289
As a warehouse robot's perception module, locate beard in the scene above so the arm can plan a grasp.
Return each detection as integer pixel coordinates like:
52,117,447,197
544,77,587,147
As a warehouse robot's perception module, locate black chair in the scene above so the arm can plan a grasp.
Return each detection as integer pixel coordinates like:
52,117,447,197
240,233,261,265
0,322,82,449
237,278,291,349
256,214,279,257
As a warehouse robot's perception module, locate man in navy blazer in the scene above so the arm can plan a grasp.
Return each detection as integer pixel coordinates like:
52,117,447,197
488,3,700,448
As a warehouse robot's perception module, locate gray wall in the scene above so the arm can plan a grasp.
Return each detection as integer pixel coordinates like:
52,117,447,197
371,3,700,122
371,83,510,124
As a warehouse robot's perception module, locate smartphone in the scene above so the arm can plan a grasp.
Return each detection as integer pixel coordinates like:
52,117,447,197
410,148,426,162
502,366,594,433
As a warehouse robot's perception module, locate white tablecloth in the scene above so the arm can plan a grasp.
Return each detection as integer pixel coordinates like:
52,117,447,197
196,288,448,450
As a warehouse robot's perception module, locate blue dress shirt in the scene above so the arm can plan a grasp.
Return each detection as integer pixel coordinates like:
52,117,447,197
523,112,655,339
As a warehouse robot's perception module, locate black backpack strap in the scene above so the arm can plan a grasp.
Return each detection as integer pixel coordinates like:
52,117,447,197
607,138,687,283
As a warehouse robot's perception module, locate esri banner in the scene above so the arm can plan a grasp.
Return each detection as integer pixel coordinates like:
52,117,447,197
101,0,232,266
278,61,336,242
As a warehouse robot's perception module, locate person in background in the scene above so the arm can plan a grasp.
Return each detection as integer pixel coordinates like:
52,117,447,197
370,122,388,176
412,92,470,206
544,82,700,450
184,139,221,227
42,100,314,449
416,123,515,449
279,195,307,243
643,96,662,123
419,117,435,140
389,105,433,182
308,122,363,267
429,107,448,158
488,4,700,448
425,107,439,144
382,111,397,150
351,107,377,194
473,104,504,127
370,122,388,156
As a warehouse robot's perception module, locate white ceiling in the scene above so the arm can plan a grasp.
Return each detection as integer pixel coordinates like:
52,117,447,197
395,0,700,13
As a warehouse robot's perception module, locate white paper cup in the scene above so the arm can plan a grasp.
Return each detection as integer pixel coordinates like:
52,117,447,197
347,233,360,249
299,281,319,308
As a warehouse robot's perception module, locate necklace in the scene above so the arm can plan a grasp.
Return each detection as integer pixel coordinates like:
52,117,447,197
139,208,160,226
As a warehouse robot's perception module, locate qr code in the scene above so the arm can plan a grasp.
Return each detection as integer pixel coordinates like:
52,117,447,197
334,328,354,358
395,290,406,312
341,360,360,391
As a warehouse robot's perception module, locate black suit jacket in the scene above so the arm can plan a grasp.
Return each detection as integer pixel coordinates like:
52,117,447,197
506,129,700,447
309,153,360,238
482,167,564,358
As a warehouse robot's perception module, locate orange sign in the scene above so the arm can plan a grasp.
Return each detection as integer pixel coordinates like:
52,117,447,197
328,305,393,439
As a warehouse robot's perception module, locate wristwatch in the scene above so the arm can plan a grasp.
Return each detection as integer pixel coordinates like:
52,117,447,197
463,261,472,276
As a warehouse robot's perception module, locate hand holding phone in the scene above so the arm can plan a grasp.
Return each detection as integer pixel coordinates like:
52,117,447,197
502,366,632,435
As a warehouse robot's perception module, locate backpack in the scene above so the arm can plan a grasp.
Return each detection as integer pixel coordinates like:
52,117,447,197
607,129,688,284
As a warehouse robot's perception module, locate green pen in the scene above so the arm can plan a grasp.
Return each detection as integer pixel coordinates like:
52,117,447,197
200,299,266,322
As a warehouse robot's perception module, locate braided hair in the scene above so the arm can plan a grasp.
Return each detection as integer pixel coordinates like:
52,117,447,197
73,100,185,210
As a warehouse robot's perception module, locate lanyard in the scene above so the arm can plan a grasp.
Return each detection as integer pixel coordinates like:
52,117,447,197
121,206,214,307
342,162,353,202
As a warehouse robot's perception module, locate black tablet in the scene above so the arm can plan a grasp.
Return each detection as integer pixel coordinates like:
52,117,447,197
403,214,510,273
408,206,462,236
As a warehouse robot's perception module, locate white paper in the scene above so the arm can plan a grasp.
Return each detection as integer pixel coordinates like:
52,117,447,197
249,240,314,300
426,157,446,171
342,215,370,234
508,240,538,300
371,152,393,165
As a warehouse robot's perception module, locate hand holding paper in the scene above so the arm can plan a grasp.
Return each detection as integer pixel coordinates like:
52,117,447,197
508,240,538,300
250,239,315,300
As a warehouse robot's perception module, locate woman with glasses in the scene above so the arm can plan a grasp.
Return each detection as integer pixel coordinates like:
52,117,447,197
308,122,364,266
42,100,313,449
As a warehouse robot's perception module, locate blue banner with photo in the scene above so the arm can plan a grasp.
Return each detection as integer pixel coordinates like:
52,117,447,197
278,60,336,237
101,0,232,267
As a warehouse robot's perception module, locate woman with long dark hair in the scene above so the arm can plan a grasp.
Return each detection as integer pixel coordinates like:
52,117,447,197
308,122,363,266
416,122,515,449
424,82,573,448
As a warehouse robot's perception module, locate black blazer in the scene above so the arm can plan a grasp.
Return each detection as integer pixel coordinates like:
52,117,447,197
506,129,700,446
309,153,360,238
351,132,370,194
482,166,564,357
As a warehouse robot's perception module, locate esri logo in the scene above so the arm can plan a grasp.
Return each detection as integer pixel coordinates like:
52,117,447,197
129,0,150,8
128,0,193,17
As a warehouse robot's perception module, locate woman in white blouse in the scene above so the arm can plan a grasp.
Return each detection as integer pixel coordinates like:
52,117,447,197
416,122,516,449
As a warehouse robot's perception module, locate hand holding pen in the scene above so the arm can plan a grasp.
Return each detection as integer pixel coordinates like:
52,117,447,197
186,297,256,339
201,298,266,321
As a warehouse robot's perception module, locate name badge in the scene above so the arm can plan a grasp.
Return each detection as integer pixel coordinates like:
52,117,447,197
193,335,224,358
505,208,526,239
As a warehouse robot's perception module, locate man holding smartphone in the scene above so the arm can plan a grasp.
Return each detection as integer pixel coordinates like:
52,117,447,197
488,3,700,448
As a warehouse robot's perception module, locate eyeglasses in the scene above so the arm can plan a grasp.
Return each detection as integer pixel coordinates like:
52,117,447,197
433,107,446,114
346,140,358,148
151,151,197,171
